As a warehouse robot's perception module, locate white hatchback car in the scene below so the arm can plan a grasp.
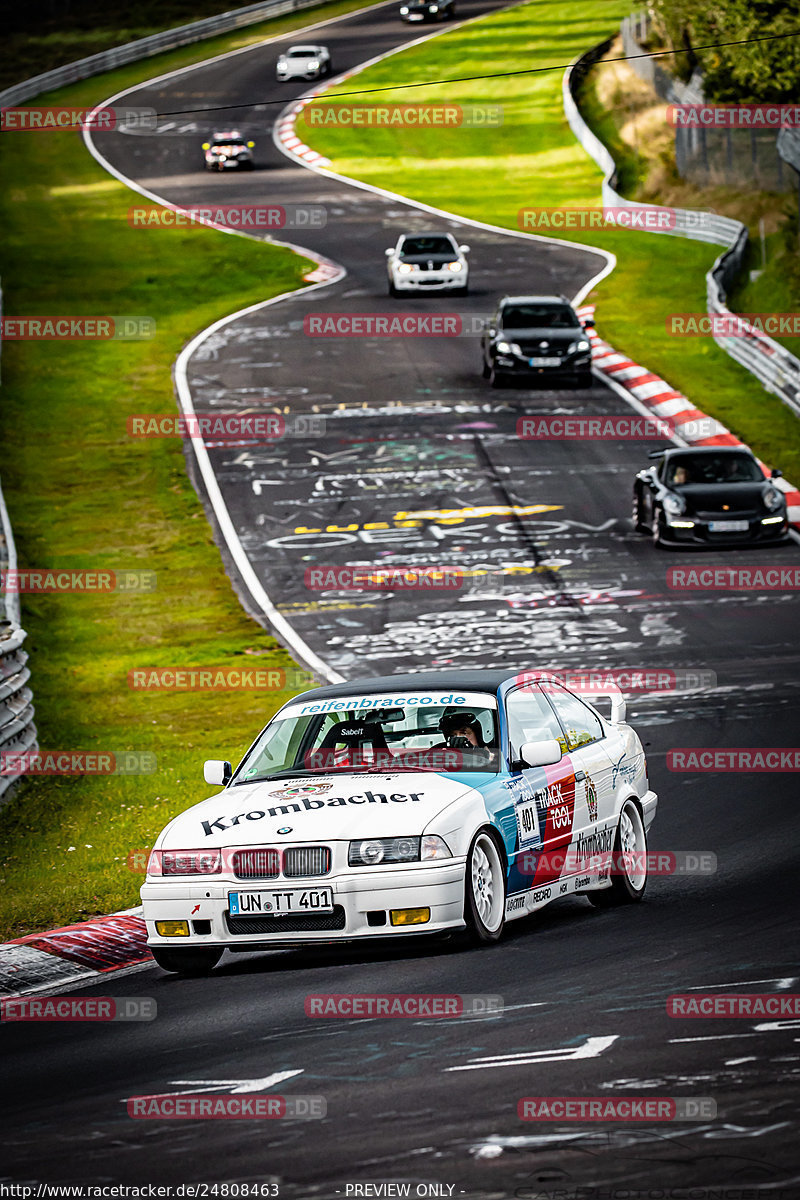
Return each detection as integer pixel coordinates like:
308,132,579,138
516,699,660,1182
386,232,470,296
276,44,332,81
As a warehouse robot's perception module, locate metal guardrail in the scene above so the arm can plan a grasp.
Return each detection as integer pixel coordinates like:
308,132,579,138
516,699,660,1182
563,39,800,419
0,473,37,807
0,0,336,108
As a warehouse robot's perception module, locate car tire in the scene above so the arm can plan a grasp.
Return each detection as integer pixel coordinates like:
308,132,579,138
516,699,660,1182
388,280,398,297
481,357,490,378
150,946,223,975
488,366,506,389
456,284,469,297
587,798,648,907
448,3,457,15
464,830,506,943
576,369,592,389
632,486,647,532
651,508,666,547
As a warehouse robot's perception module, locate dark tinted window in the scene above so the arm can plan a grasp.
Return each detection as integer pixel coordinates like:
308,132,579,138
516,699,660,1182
400,236,456,257
665,453,764,486
502,304,580,330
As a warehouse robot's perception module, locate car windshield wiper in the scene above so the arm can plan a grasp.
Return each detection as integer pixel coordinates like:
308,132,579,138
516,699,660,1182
231,767,326,785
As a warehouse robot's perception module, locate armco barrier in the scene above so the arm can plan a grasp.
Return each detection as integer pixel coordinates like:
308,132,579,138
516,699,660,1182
0,476,38,808
0,0,338,108
563,39,800,419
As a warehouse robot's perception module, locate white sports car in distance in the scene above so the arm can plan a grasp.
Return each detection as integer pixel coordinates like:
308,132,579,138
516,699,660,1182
142,670,657,975
385,232,470,296
276,44,332,81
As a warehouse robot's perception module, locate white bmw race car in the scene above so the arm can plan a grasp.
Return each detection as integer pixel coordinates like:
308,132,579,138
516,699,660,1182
385,232,470,296
141,670,657,974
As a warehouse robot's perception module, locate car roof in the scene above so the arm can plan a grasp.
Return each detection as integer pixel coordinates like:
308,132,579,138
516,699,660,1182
291,669,517,704
499,294,571,306
658,445,757,458
211,131,243,139
288,44,323,51
399,231,457,239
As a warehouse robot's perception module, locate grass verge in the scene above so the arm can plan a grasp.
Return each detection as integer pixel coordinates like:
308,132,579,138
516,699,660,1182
298,0,800,478
0,0,388,940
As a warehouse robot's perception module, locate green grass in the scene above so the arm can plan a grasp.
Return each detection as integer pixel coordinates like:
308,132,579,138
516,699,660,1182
1,0,382,89
299,0,800,478
0,0,397,940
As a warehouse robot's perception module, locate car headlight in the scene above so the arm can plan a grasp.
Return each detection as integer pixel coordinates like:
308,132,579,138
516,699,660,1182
445,261,463,271
421,834,452,860
400,6,409,12
662,493,685,517
496,340,522,355
397,263,415,274
430,5,439,11
763,486,784,511
568,339,591,353
349,837,420,866
307,60,320,69
148,849,221,876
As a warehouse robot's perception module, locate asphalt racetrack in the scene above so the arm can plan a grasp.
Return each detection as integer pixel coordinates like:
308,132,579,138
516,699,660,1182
4,0,800,1194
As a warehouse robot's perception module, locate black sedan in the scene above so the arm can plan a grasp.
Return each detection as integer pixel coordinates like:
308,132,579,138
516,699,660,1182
481,295,594,388
632,446,789,547
399,0,456,20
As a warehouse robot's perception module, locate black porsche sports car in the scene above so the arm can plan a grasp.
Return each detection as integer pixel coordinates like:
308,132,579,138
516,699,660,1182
632,446,789,547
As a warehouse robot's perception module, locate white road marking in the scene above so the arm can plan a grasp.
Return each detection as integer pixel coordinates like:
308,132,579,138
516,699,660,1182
445,1035,618,1071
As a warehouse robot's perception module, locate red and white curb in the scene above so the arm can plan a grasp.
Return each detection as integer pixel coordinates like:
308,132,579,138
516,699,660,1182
0,908,150,997
579,305,800,528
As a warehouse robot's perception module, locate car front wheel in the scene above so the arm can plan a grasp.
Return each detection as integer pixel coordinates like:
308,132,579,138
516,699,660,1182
588,798,648,907
150,946,223,975
488,365,507,388
632,486,647,532
465,830,506,943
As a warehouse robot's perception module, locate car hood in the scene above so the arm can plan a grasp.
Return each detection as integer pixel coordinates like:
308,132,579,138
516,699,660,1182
498,326,581,343
678,483,774,513
159,772,480,847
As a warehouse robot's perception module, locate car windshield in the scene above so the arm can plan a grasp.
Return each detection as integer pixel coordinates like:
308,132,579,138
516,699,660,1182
288,47,318,56
502,305,580,329
233,692,501,782
399,237,456,257
211,139,242,147
664,453,764,486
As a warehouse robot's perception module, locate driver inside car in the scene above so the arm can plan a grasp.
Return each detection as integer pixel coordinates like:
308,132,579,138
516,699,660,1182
435,710,495,764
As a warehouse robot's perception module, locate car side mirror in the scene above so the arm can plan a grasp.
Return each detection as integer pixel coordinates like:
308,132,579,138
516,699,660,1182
582,317,595,328
385,248,394,257
204,760,232,786
610,696,627,724
459,244,470,253
519,739,562,768
772,468,783,478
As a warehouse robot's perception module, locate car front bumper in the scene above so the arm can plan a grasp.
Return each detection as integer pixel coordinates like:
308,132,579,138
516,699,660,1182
391,271,466,291
141,859,466,948
493,352,591,378
660,516,789,545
